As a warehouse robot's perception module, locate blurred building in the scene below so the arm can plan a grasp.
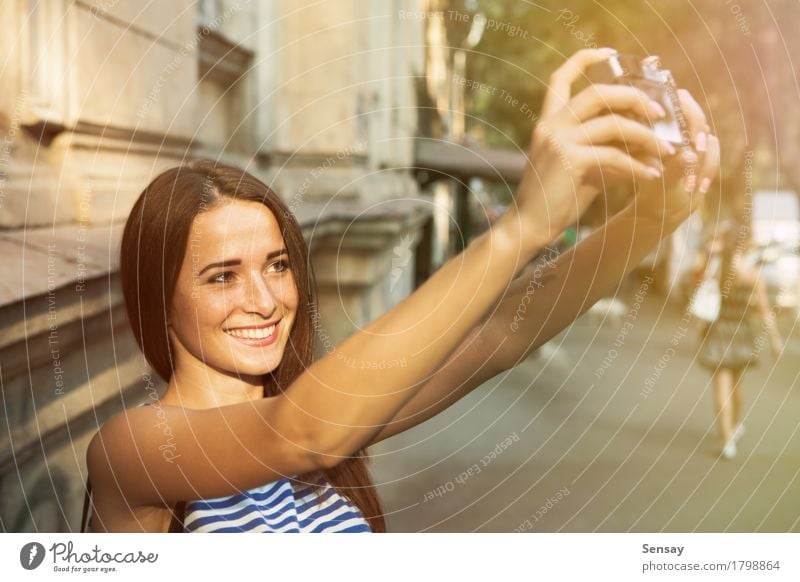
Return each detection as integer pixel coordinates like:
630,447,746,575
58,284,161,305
414,0,526,261
0,0,432,532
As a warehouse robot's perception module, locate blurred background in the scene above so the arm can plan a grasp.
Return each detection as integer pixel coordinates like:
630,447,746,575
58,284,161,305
1,0,798,532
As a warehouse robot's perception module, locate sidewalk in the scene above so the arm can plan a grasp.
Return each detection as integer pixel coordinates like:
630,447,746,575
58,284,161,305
371,285,800,532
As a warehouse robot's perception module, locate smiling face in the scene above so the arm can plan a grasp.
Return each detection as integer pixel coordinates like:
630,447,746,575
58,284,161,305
168,199,299,379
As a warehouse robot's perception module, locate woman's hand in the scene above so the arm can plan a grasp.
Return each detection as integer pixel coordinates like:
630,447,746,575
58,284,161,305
626,86,721,231
511,48,675,246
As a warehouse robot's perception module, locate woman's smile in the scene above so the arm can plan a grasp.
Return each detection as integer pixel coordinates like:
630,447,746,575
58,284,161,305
224,319,281,347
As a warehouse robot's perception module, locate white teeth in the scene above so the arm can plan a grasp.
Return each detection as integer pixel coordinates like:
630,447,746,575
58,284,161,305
225,324,276,340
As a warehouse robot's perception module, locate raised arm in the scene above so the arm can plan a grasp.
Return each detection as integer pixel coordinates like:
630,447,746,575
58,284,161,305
366,197,695,444
480,89,720,373
88,196,544,514
368,70,724,444
88,49,673,515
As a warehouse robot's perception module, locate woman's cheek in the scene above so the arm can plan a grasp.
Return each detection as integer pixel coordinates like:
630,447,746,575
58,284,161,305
282,274,300,310
205,287,241,314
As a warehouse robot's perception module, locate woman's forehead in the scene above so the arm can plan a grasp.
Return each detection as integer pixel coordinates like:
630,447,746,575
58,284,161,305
192,201,285,251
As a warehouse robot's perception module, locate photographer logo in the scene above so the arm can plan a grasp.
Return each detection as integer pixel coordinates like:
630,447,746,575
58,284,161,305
20,542,46,570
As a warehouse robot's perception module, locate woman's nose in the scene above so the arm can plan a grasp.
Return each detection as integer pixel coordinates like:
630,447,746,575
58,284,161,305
243,275,277,316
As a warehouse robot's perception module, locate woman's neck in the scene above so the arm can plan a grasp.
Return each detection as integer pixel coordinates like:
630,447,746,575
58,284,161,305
160,361,264,409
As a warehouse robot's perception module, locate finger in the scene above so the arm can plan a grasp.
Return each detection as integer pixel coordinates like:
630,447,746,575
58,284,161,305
541,48,619,117
697,134,720,194
565,84,666,126
641,55,661,69
571,114,676,159
677,89,708,151
639,154,665,174
581,145,663,182
672,89,709,191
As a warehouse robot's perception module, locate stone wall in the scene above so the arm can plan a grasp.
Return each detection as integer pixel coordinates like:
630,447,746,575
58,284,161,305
0,0,431,532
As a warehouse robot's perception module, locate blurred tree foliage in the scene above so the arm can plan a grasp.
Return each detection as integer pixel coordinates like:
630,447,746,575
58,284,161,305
447,0,800,222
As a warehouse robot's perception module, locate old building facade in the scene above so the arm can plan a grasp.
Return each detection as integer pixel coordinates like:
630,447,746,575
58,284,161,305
0,0,434,532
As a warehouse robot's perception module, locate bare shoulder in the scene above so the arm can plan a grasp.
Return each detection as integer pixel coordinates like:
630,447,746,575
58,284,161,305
85,395,322,530
86,406,175,532
87,405,170,472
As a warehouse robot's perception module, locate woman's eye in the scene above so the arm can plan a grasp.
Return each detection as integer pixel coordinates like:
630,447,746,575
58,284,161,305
269,260,290,273
209,271,234,284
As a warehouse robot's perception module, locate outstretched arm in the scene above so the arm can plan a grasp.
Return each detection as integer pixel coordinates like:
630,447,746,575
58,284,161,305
301,48,674,461
369,89,721,445
368,203,669,445
477,202,673,374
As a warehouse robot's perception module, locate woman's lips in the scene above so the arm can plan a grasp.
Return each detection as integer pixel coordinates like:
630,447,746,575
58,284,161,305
224,320,280,347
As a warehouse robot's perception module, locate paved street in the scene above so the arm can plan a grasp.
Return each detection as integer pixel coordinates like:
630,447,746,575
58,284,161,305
371,281,800,532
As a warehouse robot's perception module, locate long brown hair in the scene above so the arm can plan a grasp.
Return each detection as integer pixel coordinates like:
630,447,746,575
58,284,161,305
113,159,385,532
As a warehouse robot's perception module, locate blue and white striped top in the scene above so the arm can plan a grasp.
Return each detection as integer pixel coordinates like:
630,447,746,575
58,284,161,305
137,402,370,533
183,473,372,533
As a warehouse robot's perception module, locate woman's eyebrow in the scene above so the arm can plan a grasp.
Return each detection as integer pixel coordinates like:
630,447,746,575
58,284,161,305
198,248,288,276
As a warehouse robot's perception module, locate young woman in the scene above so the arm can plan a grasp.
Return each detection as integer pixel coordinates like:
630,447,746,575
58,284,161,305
698,224,783,459
83,49,719,532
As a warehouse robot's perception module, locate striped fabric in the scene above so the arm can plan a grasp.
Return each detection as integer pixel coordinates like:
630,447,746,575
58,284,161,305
136,402,370,532
183,473,372,533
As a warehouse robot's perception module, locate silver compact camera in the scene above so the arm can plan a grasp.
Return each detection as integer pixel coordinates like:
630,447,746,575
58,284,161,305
586,54,692,153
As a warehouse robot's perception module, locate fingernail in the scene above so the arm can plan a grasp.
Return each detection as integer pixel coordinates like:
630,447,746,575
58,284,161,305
699,177,711,194
661,140,676,155
647,166,662,179
695,132,707,152
642,56,661,68
685,174,697,192
651,101,666,118
598,47,617,56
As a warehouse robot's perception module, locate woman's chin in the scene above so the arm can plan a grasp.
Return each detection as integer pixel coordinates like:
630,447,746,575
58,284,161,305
228,354,283,376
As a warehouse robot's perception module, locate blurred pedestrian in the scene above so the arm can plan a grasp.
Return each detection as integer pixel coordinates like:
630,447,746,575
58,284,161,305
697,223,783,459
